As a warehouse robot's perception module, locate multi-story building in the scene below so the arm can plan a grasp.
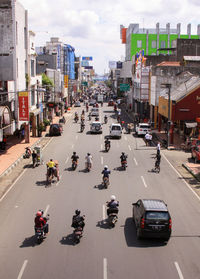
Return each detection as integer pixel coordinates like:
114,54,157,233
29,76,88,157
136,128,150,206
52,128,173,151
0,0,28,140
120,23,200,61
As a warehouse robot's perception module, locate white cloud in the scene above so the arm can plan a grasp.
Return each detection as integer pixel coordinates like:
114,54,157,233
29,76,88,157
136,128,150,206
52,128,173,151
20,0,200,74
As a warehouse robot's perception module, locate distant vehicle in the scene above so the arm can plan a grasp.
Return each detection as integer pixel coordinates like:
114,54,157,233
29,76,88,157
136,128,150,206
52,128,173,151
135,123,151,136
90,121,102,134
74,101,81,107
97,94,104,103
89,99,96,106
132,199,172,241
108,99,114,106
191,144,200,163
49,124,63,136
91,108,99,117
109,123,122,139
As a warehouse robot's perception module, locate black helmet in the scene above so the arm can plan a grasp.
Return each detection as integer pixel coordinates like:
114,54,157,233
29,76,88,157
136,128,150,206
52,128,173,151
122,152,125,155
50,159,53,161
87,153,90,156
75,209,80,215
73,152,76,155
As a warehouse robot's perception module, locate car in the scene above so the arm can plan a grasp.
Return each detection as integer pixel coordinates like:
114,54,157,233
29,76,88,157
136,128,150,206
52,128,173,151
49,124,63,136
89,99,96,106
74,101,81,107
90,108,99,117
191,144,200,163
109,123,122,138
90,121,102,134
135,123,151,136
108,99,114,106
132,199,172,241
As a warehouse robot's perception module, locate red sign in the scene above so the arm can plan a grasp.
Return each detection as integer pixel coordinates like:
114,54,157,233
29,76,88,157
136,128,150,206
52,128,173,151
19,91,29,121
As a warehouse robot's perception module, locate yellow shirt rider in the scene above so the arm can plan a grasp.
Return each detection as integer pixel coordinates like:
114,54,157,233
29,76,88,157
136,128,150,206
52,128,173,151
46,159,56,176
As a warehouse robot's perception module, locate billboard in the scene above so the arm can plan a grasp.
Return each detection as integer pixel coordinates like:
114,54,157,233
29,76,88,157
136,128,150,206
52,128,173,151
19,91,29,121
84,66,93,69
81,61,89,67
64,75,68,88
109,61,116,69
82,56,93,61
117,61,123,69
57,45,61,69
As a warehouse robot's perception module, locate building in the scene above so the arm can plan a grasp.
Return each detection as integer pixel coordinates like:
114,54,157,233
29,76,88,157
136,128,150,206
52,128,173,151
0,0,28,141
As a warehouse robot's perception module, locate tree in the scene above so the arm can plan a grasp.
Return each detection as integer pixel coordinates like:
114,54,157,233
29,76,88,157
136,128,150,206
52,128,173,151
42,73,54,90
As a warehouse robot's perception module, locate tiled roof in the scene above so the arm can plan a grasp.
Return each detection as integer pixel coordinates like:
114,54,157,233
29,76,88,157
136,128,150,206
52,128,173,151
157,61,180,67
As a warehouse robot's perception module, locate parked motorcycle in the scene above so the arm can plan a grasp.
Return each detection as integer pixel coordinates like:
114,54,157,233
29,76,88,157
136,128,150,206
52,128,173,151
23,147,31,159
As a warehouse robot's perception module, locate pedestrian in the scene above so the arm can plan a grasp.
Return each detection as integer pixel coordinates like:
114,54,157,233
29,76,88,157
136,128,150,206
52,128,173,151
157,141,161,155
145,132,150,146
21,128,25,139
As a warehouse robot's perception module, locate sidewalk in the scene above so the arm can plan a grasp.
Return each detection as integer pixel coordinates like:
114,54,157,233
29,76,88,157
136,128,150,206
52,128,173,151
0,107,75,178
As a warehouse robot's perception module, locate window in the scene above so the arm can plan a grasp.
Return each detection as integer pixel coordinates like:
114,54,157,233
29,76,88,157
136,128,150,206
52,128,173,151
146,211,169,220
160,41,166,48
31,60,35,77
31,86,35,106
171,40,177,48
151,40,156,48
137,40,142,48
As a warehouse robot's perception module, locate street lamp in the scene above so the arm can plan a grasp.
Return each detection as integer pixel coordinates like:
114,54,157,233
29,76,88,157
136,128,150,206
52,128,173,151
161,83,171,149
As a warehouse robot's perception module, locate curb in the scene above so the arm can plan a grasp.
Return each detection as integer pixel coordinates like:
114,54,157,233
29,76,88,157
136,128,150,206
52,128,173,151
182,163,200,182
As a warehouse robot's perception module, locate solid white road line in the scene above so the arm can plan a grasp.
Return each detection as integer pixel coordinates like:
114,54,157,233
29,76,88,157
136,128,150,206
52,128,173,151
101,156,104,165
65,157,69,164
128,145,131,151
162,153,200,202
103,258,107,279
174,262,184,279
134,158,138,166
0,168,27,203
103,204,106,220
141,176,147,188
44,205,50,217
17,260,28,279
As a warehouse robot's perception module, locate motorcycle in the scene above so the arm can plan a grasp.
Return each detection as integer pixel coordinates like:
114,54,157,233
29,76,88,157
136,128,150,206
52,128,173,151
80,124,85,133
35,215,49,244
102,176,109,189
73,226,83,244
74,115,79,123
107,209,118,228
88,114,91,121
23,147,31,159
121,160,127,170
105,143,110,152
85,161,91,172
72,160,78,170
104,117,108,124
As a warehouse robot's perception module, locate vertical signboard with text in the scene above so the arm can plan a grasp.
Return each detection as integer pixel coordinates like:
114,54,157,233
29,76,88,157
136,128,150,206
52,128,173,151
19,91,29,121
64,75,68,88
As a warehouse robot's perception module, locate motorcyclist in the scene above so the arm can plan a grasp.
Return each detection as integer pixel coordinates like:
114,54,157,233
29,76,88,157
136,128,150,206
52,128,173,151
102,165,111,179
85,153,93,169
155,153,161,168
46,159,56,177
71,152,79,163
88,112,92,120
105,138,111,150
107,195,119,216
71,210,85,230
81,114,85,122
80,121,85,132
34,210,49,234
120,152,128,164
82,109,85,115
104,115,108,123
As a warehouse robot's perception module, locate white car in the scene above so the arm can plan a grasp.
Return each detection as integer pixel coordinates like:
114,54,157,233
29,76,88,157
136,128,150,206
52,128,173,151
136,123,151,136
91,108,99,117
109,123,122,138
90,121,102,134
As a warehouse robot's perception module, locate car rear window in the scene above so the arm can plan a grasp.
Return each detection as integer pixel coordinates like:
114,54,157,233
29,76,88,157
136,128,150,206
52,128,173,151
146,211,169,220
140,125,150,129
112,126,121,130
92,123,101,127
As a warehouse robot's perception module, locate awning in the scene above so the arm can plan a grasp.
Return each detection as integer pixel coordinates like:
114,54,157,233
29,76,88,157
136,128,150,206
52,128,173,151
30,108,40,116
185,122,197,128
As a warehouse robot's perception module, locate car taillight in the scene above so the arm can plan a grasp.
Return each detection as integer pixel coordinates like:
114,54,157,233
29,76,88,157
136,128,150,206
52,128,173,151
140,218,145,229
139,129,142,131
169,218,172,229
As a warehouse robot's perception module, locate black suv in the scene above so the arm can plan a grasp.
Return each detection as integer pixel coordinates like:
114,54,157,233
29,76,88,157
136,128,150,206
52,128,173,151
132,199,172,241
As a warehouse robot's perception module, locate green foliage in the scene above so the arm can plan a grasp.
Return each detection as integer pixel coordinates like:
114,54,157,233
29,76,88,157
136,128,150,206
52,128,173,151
43,118,50,126
42,73,54,89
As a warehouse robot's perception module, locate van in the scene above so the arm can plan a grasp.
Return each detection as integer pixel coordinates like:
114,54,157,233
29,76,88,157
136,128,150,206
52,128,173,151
91,108,99,117
109,123,122,138
132,199,172,241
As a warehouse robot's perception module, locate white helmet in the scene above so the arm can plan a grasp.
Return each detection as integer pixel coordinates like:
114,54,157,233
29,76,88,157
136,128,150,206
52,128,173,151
110,195,116,201
104,165,108,169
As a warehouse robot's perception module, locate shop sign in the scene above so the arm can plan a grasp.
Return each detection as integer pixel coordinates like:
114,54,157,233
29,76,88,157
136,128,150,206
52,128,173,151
64,75,68,88
19,91,29,121
120,84,130,91
82,57,93,61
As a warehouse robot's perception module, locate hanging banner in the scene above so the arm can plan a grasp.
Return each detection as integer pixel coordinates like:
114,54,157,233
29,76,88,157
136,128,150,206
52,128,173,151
19,91,29,121
64,75,68,88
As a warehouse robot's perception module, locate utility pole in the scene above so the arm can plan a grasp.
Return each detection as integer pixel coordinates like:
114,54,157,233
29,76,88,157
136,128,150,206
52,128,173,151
36,80,40,137
161,83,171,148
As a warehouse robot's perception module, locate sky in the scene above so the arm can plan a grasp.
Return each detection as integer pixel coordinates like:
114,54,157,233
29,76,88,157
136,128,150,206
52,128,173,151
20,0,200,75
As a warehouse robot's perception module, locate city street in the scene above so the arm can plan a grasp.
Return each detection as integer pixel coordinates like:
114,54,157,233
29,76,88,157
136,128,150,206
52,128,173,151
0,104,200,279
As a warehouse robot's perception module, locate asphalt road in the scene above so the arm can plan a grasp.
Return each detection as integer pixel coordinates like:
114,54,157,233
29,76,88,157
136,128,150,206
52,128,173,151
0,104,200,279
